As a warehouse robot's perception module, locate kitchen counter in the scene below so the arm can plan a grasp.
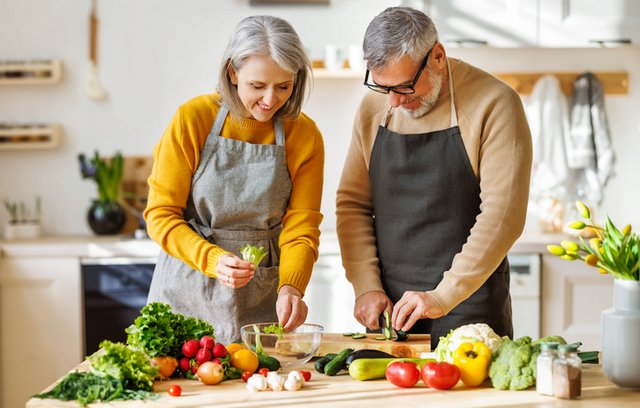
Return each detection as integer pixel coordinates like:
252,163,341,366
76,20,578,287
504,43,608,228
0,229,566,259
26,362,639,407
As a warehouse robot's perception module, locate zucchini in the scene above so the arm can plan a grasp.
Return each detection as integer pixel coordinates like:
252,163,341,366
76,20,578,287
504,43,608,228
348,357,434,381
344,349,396,368
324,348,354,376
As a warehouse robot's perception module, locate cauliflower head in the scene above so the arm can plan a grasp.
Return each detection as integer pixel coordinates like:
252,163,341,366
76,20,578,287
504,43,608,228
434,323,504,363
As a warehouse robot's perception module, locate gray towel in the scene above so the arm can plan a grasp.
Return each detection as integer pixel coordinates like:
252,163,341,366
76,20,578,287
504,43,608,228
568,72,615,204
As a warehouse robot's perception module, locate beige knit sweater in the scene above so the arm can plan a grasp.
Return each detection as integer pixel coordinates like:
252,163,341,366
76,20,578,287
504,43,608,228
336,58,532,315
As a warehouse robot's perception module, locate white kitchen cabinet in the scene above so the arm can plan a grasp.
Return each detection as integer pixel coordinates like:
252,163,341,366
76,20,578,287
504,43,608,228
0,257,83,408
538,0,640,47
427,0,538,47
541,255,613,350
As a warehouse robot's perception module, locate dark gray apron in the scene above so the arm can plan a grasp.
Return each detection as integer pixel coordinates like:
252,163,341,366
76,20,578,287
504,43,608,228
147,104,292,345
368,61,512,348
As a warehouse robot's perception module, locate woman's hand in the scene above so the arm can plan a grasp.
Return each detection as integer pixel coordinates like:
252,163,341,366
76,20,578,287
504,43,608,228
216,253,255,289
276,285,308,331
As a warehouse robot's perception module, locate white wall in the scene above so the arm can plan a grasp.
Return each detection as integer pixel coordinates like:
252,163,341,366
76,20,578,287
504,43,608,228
1,0,639,236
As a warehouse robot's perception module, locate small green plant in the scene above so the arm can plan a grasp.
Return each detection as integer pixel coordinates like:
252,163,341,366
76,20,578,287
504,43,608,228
547,201,640,281
78,151,123,203
3,197,41,224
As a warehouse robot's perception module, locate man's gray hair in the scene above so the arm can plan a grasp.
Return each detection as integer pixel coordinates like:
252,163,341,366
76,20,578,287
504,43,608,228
363,6,438,71
218,15,311,120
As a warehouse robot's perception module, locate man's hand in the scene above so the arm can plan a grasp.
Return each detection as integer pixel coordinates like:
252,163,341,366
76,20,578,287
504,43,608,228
216,253,255,288
391,291,444,332
354,291,393,330
276,285,308,331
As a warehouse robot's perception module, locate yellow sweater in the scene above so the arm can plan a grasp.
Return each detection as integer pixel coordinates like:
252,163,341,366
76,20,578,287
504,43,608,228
145,94,324,294
336,58,532,314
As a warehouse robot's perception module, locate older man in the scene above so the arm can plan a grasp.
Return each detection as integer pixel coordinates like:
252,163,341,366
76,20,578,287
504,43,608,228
336,6,532,347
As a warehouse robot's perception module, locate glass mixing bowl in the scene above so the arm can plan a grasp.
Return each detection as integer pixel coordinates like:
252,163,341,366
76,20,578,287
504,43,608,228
240,322,324,370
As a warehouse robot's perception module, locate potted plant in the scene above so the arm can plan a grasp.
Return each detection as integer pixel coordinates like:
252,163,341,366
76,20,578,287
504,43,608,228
78,151,126,235
547,201,639,389
3,197,42,240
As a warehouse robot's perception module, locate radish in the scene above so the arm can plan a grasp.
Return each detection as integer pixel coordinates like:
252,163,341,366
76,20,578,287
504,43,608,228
212,343,228,358
179,357,190,372
196,347,213,364
199,335,215,350
182,339,199,358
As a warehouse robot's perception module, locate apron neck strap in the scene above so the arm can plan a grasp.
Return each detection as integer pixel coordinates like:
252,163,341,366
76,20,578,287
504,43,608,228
447,58,458,128
211,104,229,135
212,104,285,146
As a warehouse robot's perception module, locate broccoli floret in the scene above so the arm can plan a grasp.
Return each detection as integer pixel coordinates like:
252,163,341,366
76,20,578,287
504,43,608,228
488,336,538,390
532,335,567,347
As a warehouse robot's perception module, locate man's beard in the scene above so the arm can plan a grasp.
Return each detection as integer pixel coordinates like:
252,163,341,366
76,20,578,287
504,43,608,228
399,71,443,119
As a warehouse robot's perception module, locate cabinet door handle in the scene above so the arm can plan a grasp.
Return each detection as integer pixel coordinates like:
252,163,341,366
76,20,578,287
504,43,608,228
588,38,632,46
446,38,489,47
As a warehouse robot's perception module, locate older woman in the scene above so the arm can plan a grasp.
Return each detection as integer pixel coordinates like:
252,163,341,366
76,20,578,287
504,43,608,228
146,15,324,344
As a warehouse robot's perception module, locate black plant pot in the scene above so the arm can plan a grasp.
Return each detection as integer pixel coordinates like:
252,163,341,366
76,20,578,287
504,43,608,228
87,201,126,235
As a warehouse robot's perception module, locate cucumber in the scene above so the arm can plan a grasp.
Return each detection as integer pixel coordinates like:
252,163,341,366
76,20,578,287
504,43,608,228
348,357,434,381
314,353,338,373
257,353,281,371
324,348,354,376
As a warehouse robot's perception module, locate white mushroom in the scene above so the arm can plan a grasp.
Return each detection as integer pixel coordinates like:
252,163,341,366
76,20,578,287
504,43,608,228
284,371,304,391
246,374,269,392
267,372,285,391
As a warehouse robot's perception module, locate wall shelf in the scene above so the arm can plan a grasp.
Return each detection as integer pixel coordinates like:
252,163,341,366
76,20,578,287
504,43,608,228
0,124,62,150
0,60,63,85
495,71,628,95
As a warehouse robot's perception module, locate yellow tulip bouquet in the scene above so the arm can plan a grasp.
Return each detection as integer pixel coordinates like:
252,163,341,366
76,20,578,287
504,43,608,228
547,201,640,281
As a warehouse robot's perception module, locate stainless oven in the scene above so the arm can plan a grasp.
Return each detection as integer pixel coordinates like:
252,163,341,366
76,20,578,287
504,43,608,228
80,257,156,356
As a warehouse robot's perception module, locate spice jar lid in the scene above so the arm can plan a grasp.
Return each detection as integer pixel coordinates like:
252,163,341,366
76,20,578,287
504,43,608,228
540,342,560,350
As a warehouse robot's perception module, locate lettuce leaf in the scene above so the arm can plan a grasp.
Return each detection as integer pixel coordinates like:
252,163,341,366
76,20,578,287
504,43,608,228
88,341,158,391
241,244,268,267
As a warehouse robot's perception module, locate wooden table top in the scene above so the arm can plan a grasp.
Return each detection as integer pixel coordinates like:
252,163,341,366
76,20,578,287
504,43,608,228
26,362,639,407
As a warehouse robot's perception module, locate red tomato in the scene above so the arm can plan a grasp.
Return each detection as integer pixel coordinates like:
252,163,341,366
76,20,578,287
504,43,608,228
300,370,312,382
257,367,270,377
168,384,182,397
385,361,421,388
421,361,461,390
241,371,253,382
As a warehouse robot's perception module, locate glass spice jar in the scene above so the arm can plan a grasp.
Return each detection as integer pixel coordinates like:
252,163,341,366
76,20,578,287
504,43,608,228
536,342,559,396
553,344,582,399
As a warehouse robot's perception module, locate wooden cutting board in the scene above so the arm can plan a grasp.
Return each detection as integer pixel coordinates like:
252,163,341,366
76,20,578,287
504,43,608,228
317,333,430,358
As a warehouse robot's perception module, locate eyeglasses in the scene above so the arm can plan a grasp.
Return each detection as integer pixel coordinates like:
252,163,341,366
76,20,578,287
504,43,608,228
363,48,433,95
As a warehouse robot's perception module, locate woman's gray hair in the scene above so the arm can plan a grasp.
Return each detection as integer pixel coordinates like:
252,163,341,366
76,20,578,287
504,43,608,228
363,6,438,71
217,15,311,120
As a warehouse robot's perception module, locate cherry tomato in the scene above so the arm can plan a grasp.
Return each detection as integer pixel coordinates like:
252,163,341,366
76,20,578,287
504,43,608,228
241,371,253,382
300,370,312,382
421,361,461,390
168,384,182,397
257,367,270,377
385,361,420,388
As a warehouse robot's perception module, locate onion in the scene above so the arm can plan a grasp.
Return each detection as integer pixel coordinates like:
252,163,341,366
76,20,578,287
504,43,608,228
197,361,224,385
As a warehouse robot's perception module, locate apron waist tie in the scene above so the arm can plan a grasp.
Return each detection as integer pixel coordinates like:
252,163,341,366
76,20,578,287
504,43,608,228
187,219,283,241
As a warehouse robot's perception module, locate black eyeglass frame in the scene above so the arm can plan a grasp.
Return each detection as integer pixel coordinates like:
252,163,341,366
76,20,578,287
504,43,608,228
363,48,433,95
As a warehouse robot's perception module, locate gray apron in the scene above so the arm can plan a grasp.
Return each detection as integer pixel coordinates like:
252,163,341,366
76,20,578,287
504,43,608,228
368,61,512,348
147,104,292,345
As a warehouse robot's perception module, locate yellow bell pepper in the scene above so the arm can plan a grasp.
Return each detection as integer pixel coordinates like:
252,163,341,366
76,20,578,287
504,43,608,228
453,341,491,387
